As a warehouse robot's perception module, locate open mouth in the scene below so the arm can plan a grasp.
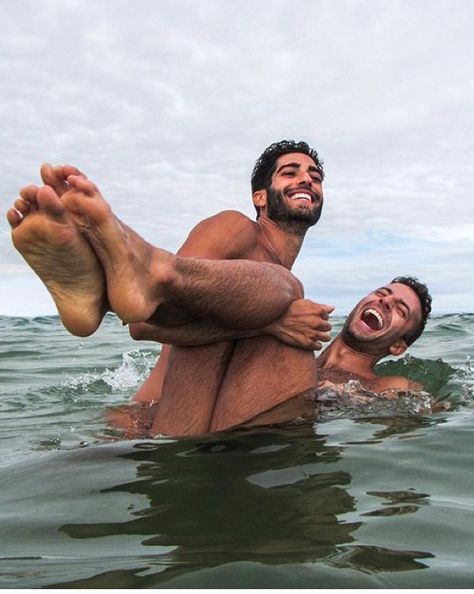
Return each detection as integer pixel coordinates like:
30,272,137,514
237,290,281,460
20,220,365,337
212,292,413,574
361,308,384,330
288,191,314,203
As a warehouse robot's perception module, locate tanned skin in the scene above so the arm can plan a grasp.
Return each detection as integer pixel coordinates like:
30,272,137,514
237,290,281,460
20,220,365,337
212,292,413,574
8,155,333,437
130,152,333,435
233,282,427,428
316,282,425,392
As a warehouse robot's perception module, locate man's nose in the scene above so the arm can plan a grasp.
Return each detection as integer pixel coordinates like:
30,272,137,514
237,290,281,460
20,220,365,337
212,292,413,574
297,170,313,185
380,296,394,311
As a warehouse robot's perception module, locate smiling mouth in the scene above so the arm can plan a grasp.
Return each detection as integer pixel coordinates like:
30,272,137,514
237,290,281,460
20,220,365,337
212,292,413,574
361,308,384,330
288,191,314,203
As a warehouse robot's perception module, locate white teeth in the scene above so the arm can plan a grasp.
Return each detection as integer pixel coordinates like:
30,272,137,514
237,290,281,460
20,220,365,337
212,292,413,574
290,193,312,201
364,308,384,329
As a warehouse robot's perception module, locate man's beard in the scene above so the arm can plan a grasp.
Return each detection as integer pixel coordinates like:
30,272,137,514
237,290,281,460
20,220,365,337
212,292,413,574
266,186,322,228
341,316,392,357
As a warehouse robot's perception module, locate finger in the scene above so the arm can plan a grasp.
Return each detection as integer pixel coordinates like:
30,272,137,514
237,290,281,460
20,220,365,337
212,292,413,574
315,320,332,331
314,331,331,342
321,304,335,315
313,341,323,351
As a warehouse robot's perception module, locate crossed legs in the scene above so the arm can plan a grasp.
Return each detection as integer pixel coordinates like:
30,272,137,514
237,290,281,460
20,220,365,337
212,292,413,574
8,167,299,335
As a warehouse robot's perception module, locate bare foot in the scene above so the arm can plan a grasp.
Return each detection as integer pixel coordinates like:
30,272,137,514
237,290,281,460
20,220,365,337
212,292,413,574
40,162,84,197
61,175,175,323
7,185,107,336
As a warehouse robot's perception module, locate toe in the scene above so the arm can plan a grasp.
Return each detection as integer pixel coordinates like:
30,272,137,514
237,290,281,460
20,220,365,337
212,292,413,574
37,185,67,219
40,163,69,197
6,208,23,228
14,197,31,215
63,164,85,178
20,185,40,210
67,174,99,197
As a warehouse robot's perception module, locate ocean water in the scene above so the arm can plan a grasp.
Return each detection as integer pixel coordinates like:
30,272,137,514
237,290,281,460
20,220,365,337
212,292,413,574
0,313,473,588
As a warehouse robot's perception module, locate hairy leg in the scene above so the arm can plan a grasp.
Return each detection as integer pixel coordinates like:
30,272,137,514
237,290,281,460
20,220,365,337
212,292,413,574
7,185,107,336
61,175,301,327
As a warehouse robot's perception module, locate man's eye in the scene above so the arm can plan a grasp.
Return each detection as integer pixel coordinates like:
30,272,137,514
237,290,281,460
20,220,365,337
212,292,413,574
311,176,322,183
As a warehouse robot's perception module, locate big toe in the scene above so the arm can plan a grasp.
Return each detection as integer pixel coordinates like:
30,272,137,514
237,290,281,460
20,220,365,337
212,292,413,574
40,163,67,195
37,185,67,219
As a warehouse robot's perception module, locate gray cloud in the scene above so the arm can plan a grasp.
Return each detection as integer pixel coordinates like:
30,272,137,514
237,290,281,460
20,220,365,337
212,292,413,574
1,0,473,314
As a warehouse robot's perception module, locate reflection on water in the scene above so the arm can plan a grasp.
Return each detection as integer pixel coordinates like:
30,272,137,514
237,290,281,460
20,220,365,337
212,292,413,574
47,425,433,587
1,315,473,587
354,414,447,440
327,545,434,572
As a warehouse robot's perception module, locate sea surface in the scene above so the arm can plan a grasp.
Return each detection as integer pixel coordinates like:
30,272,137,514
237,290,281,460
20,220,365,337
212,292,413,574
0,313,473,588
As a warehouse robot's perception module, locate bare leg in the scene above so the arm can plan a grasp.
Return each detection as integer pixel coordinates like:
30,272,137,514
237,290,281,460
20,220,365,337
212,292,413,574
61,175,300,327
61,175,175,323
7,185,107,336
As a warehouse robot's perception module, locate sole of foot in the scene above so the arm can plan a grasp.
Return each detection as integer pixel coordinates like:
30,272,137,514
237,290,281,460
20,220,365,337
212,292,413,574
7,185,107,337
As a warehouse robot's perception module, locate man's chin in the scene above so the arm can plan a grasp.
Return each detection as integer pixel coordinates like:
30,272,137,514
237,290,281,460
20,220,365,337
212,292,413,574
291,208,322,226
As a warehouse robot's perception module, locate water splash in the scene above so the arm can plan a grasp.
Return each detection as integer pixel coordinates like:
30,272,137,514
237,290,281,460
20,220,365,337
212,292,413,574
62,350,157,397
461,355,474,405
375,354,456,396
315,379,433,421
102,350,156,391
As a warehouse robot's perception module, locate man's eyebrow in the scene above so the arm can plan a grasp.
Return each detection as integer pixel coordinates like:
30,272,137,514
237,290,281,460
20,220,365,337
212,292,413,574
379,286,411,316
387,287,411,315
276,163,321,175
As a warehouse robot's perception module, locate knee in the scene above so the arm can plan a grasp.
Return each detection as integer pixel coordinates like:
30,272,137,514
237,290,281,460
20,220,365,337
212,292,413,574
285,271,304,300
129,322,146,341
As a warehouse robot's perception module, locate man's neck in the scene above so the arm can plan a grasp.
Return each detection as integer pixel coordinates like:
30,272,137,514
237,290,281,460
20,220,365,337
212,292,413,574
318,336,380,381
257,216,308,269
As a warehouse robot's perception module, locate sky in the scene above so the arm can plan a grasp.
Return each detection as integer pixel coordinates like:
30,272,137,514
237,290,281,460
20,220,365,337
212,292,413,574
0,0,473,316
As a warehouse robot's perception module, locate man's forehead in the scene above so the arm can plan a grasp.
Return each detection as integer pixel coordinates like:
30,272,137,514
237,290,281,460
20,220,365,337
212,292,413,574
381,283,422,319
275,152,317,168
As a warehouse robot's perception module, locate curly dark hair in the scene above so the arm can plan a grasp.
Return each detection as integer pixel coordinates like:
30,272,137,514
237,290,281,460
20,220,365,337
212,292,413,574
251,140,324,217
391,276,432,345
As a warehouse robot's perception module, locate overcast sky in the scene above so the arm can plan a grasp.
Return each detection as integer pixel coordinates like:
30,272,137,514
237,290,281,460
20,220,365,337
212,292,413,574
1,0,473,316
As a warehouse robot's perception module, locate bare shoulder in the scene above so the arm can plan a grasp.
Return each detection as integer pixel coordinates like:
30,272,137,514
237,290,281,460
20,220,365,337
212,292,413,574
179,210,259,258
376,375,424,392
198,210,256,232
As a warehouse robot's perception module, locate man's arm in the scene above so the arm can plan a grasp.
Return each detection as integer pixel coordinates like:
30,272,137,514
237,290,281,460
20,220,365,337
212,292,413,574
130,210,263,406
130,298,333,350
129,210,262,331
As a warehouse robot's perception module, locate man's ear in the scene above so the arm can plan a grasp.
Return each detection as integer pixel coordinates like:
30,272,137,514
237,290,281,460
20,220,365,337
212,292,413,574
252,189,267,212
388,338,408,357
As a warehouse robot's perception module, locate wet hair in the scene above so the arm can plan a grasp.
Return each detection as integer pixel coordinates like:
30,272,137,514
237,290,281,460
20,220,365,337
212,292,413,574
251,140,324,218
391,276,432,345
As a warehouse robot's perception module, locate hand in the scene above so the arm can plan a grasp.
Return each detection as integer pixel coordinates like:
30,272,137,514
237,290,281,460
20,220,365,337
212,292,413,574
265,299,334,350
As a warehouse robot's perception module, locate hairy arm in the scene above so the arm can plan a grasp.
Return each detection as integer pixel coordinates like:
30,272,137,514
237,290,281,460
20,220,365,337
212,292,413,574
131,211,261,404
130,298,333,350
131,210,262,329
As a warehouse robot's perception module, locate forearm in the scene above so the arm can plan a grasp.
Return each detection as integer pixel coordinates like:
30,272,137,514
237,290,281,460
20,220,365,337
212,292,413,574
130,296,333,350
130,318,262,346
